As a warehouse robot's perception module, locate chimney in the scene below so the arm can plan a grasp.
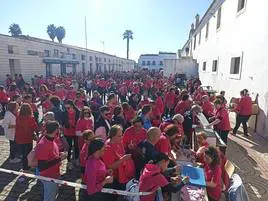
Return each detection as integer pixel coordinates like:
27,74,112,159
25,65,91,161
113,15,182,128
195,14,200,29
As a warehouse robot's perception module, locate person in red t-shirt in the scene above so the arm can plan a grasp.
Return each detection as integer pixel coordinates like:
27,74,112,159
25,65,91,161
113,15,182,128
155,124,179,160
102,125,134,196
208,99,231,144
139,153,187,201
204,146,222,201
164,88,176,118
122,116,147,151
122,102,136,126
201,95,215,120
79,129,95,183
233,89,252,136
35,121,67,201
138,94,150,110
174,94,192,115
0,85,9,116
195,132,209,164
15,103,38,171
76,107,94,150
62,100,80,170
155,92,164,116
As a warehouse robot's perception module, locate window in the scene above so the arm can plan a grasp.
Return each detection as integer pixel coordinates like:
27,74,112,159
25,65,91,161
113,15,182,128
194,35,197,50
147,61,151,65
60,52,65,58
152,61,156,66
199,32,202,44
212,60,218,72
67,48,70,54
104,58,106,62
230,57,241,74
160,61,163,66
81,54,85,60
8,45,14,54
109,59,111,63
142,61,145,66
53,49,59,57
72,53,76,59
89,56,92,61
27,50,39,56
217,7,222,29
237,0,246,12
99,57,102,62
202,62,207,71
82,63,85,73
206,23,209,39
44,50,50,57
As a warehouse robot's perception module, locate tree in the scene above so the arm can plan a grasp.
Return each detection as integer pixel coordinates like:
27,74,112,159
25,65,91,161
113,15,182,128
47,24,56,42
55,26,66,43
9,23,22,37
123,30,133,59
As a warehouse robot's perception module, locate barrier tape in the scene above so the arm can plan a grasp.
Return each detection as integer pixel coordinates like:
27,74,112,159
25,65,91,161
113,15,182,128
0,168,152,196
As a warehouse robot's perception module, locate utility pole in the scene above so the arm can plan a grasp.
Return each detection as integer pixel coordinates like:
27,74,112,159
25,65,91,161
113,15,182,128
100,40,105,53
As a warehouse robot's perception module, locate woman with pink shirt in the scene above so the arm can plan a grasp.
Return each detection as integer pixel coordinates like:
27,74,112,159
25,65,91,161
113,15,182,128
85,139,113,201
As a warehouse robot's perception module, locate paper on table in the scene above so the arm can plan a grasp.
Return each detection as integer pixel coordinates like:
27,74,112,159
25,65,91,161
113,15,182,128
196,113,210,127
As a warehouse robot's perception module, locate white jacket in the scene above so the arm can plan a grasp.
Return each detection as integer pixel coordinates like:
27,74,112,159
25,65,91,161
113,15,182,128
2,111,16,141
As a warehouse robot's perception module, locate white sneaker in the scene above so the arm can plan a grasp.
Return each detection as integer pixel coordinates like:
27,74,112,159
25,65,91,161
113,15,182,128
9,158,21,163
67,162,73,170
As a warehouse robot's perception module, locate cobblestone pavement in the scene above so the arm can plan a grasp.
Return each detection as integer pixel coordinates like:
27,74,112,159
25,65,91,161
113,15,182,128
0,121,268,201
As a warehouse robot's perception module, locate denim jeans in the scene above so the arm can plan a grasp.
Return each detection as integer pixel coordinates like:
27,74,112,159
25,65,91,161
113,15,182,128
41,180,58,201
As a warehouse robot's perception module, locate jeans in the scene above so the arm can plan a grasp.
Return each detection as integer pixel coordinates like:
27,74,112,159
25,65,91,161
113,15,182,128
233,115,250,135
9,140,18,159
19,143,33,170
41,180,58,201
65,136,79,161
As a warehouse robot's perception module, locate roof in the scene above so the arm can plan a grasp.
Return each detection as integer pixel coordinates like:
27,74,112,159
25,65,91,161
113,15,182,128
159,51,176,55
0,33,135,62
181,0,224,50
140,54,159,57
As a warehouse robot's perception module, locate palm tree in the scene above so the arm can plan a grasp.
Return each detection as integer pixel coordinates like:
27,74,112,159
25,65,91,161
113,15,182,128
123,30,133,59
55,26,66,43
47,24,56,42
9,23,22,37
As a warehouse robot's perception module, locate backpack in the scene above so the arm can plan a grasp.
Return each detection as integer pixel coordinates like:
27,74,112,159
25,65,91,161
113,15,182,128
125,179,140,201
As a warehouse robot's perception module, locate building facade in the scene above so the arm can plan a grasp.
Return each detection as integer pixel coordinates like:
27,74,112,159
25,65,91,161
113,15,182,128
138,52,177,71
0,34,135,82
180,0,268,137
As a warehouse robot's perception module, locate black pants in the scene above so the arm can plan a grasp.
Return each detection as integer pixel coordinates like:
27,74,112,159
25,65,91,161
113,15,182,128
19,143,33,170
165,107,174,118
65,136,79,161
216,130,229,145
233,115,250,135
9,140,18,160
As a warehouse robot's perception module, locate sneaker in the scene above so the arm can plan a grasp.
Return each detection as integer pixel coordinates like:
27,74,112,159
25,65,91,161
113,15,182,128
9,158,21,163
67,162,74,170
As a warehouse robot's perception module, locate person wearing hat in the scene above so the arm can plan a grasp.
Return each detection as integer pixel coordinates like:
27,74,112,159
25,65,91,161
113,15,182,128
139,153,188,201
85,139,113,201
122,116,147,151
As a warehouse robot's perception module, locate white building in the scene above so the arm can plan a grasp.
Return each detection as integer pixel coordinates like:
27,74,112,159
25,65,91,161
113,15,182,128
180,0,268,137
0,34,135,82
138,52,177,71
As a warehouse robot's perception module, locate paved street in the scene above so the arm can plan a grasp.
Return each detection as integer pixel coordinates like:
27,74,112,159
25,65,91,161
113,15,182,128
0,120,268,201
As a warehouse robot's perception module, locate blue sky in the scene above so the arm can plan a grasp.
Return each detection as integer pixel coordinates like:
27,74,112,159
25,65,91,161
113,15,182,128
0,0,212,61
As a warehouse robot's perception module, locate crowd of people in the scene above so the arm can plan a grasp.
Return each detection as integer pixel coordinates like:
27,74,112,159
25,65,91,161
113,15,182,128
0,70,253,201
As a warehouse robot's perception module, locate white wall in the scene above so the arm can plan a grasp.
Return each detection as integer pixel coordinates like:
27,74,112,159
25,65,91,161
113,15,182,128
164,59,198,78
186,0,268,137
0,34,135,83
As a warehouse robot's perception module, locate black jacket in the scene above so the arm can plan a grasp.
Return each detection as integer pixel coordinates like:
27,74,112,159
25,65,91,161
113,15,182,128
94,116,111,136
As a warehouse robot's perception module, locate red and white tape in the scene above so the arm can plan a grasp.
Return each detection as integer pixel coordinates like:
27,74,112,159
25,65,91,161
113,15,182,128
0,168,152,196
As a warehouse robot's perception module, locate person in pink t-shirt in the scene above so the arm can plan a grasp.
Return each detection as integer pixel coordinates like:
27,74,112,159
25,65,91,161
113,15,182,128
139,153,188,201
85,139,113,200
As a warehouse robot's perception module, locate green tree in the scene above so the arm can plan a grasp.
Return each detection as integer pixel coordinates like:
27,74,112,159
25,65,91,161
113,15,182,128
55,26,66,43
9,23,22,37
47,24,56,42
123,30,133,59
